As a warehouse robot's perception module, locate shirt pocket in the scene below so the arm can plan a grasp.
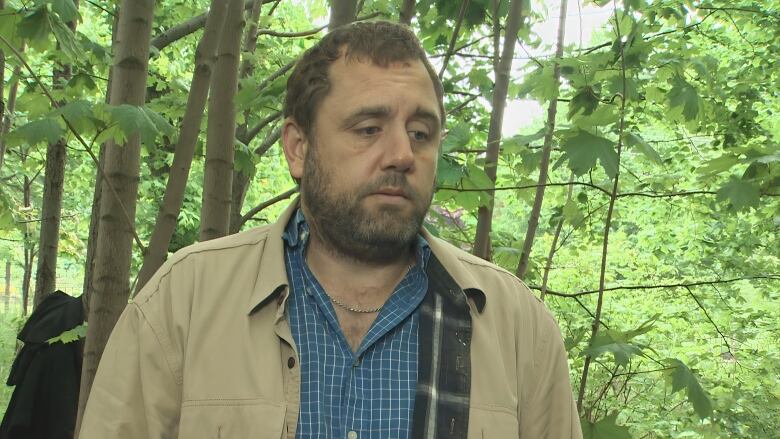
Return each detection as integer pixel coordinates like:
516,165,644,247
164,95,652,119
178,399,286,439
468,405,519,438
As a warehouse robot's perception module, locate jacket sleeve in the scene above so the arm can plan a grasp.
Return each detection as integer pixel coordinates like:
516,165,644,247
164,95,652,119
78,302,181,438
518,305,583,439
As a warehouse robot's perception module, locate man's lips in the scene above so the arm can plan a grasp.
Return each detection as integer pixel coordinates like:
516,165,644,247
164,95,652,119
373,187,408,198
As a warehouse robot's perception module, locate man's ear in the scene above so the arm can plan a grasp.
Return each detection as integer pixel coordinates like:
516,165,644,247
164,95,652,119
282,117,308,180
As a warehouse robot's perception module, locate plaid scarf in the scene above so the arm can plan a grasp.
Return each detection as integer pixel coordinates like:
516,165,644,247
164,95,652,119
411,255,474,439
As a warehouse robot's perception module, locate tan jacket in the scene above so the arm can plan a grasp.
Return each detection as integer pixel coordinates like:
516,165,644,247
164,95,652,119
79,202,582,438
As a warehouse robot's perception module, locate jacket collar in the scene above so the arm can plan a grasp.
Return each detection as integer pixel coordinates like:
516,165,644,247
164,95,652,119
247,199,487,314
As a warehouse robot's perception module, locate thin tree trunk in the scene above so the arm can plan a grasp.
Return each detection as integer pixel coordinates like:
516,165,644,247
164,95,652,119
329,0,357,29
4,260,10,312
77,0,157,430
438,0,469,79
577,9,628,416
22,175,33,316
136,0,231,291
540,173,574,302
229,125,281,233
515,0,568,279
34,5,78,307
199,0,245,242
82,4,119,316
0,0,5,172
399,0,415,24
472,0,525,260
0,46,22,172
229,0,268,234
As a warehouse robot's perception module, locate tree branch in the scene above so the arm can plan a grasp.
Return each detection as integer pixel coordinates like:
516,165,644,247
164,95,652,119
237,187,298,228
151,0,269,51
532,275,780,298
683,285,732,353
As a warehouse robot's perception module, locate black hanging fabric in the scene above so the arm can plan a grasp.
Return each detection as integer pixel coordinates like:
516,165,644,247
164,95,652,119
0,291,84,439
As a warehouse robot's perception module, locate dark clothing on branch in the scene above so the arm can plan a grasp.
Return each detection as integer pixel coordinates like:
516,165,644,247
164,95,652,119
0,291,84,439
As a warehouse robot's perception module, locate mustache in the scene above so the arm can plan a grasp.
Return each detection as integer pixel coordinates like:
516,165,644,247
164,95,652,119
359,173,419,200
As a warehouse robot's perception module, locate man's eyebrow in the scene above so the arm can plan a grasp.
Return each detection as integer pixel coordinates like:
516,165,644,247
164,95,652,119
412,107,441,131
340,106,392,129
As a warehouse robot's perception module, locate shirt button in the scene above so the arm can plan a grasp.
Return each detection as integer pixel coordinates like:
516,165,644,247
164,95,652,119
287,357,296,368
347,431,358,439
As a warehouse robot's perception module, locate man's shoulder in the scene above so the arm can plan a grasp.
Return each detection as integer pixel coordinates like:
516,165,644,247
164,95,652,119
168,225,273,265
135,224,275,301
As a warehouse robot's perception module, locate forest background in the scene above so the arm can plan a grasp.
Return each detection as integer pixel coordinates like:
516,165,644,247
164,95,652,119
0,0,778,437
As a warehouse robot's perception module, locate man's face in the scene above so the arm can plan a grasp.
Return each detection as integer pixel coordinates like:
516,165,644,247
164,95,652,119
284,56,442,263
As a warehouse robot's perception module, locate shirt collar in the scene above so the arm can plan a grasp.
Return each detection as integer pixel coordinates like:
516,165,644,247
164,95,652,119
248,199,487,314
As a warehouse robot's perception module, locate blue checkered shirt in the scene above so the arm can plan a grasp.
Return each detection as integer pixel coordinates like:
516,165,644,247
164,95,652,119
283,210,431,439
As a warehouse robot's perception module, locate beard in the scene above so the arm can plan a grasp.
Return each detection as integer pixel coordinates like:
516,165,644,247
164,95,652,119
300,146,433,264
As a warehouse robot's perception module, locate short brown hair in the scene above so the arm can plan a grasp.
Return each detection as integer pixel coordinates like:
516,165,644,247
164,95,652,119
284,20,445,137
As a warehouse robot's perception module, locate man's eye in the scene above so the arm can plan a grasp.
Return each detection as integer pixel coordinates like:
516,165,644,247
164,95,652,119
408,130,430,142
356,126,380,136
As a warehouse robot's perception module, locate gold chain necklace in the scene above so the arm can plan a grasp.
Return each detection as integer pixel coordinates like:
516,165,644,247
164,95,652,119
323,262,414,314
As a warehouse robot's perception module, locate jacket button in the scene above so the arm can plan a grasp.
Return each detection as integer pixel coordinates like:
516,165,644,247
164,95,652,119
287,357,296,368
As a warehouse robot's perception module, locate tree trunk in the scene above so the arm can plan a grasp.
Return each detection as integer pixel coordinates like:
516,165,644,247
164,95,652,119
329,0,357,29
515,0,568,279
34,7,78,307
0,0,5,172
22,175,33,316
32,136,67,306
199,0,245,242
76,0,157,429
472,0,525,260
0,45,22,172
136,0,231,291
399,0,416,24
229,124,281,233
4,260,10,312
229,0,267,235
82,4,119,316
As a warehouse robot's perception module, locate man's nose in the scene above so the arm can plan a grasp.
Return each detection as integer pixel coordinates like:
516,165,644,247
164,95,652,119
380,125,414,172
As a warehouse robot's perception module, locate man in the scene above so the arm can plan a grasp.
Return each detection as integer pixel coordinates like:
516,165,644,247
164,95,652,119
79,21,582,438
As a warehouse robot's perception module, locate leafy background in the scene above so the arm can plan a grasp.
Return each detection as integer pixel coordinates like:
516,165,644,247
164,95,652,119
0,0,778,437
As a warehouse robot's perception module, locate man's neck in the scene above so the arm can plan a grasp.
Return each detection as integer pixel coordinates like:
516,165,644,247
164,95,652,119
305,232,415,301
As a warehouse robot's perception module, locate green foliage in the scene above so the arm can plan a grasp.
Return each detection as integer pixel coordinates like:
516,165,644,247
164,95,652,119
581,413,632,439
665,359,713,419
47,323,87,344
559,129,619,179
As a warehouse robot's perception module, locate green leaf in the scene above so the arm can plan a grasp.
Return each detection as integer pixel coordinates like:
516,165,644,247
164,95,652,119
581,413,632,439
503,129,545,154
108,105,172,146
582,333,643,367
436,155,465,187
48,0,79,22
560,129,618,179
667,75,700,121
698,154,740,176
562,199,584,226
442,123,471,153
625,132,663,165
17,6,50,42
0,188,17,232
0,8,22,44
568,86,600,119
12,117,65,145
52,99,93,127
49,14,81,58
48,323,87,344
665,359,713,419
716,178,760,211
